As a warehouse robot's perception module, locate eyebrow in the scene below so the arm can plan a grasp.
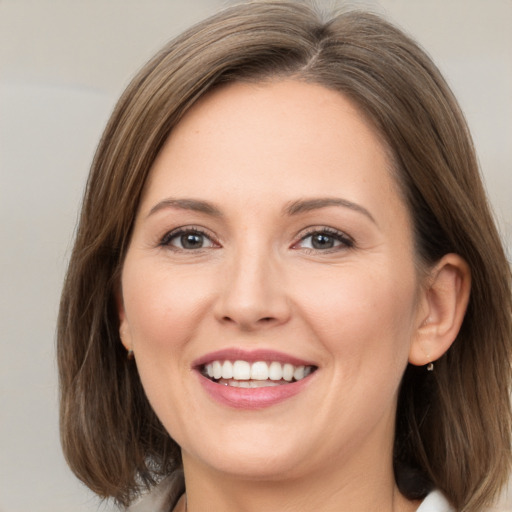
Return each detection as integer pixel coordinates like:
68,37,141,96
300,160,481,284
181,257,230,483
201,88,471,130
147,198,223,218
147,196,376,224
284,197,377,224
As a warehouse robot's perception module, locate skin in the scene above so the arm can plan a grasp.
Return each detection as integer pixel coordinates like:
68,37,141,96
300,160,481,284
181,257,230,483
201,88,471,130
119,80,470,512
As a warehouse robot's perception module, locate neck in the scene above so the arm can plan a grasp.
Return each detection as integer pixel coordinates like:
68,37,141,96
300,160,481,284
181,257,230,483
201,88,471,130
180,450,420,512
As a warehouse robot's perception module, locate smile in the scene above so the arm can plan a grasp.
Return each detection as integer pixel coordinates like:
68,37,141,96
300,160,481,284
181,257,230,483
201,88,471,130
202,360,316,387
194,349,318,409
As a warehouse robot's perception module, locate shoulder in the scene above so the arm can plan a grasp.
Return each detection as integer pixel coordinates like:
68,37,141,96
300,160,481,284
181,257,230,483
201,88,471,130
417,491,454,512
126,471,185,512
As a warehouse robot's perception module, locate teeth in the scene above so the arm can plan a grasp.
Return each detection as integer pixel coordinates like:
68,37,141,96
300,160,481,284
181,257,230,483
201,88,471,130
212,361,222,380
282,363,294,381
268,361,283,381
250,361,269,380
203,360,315,383
222,360,233,379
233,379,280,388
293,365,305,380
233,360,251,380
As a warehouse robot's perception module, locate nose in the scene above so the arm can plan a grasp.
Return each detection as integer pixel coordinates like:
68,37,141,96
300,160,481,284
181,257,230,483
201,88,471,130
214,247,291,331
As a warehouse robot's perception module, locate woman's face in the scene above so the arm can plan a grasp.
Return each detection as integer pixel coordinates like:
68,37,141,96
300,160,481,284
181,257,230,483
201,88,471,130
119,80,427,481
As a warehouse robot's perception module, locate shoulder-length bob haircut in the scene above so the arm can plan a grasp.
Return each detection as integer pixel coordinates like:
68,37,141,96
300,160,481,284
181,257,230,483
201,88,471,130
58,1,512,509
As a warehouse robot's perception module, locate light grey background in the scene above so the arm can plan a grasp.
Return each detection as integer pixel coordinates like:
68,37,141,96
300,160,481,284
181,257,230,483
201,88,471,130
1,1,510,511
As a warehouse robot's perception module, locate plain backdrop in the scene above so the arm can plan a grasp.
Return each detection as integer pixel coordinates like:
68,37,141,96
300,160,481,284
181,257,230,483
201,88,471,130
1,1,510,511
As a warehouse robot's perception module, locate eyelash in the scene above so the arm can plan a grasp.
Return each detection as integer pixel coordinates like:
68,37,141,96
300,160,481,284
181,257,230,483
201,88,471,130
159,227,218,251
158,226,354,253
293,227,354,253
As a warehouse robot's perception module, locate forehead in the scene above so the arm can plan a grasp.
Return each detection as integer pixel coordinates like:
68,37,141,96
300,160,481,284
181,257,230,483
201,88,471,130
163,80,387,165
141,80,405,226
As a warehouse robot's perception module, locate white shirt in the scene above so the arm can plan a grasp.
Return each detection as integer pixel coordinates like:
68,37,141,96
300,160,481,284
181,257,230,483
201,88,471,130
416,491,454,512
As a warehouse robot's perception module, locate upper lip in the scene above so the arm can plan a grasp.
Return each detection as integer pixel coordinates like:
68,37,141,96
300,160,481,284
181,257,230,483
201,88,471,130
192,348,317,369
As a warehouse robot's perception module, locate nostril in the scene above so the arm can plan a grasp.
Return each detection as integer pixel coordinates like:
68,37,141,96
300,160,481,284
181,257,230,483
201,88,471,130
220,315,277,329
222,316,274,323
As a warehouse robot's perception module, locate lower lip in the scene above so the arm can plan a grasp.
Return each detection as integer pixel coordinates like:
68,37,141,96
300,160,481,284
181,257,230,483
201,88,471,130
197,372,314,409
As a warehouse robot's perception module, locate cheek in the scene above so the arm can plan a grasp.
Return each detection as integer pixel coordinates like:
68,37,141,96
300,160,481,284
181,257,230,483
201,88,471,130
297,263,418,367
120,261,213,432
119,264,214,430
122,261,212,353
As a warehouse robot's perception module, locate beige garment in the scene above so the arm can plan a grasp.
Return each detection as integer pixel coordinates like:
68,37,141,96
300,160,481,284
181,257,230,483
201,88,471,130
126,470,184,512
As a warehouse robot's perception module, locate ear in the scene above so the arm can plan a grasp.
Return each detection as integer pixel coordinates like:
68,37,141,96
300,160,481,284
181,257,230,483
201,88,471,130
409,254,471,367
116,285,133,353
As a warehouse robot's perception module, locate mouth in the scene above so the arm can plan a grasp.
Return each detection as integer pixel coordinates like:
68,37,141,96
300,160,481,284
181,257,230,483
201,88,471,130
193,349,318,408
200,360,317,388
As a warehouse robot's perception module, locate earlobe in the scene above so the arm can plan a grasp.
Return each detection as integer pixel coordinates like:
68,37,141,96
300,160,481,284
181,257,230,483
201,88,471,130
409,254,471,367
119,320,132,353
116,286,133,353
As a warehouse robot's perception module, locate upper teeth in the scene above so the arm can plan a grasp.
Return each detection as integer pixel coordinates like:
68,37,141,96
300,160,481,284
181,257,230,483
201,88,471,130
204,360,314,382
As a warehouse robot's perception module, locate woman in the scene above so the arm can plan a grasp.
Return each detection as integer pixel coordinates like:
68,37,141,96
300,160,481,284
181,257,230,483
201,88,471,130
57,2,512,511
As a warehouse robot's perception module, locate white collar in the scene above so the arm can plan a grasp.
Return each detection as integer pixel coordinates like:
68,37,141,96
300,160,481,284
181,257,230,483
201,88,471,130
417,490,454,512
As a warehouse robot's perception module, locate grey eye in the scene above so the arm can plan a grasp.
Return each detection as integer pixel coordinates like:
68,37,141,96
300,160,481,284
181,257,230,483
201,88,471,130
162,229,215,250
178,233,207,249
309,233,337,249
298,231,349,250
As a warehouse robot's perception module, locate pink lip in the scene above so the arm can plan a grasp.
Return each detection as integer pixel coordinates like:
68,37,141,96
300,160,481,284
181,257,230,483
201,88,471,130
193,348,318,409
192,348,316,368
196,371,315,410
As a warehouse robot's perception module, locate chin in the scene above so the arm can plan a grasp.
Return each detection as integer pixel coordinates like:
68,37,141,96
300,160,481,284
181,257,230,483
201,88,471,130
204,453,309,482
182,428,313,481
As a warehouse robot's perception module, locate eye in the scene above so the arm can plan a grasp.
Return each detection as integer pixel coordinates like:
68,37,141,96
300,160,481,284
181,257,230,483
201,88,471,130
294,228,353,251
160,228,217,250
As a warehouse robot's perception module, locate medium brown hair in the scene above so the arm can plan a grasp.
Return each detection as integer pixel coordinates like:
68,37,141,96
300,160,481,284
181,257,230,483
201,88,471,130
58,1,512,509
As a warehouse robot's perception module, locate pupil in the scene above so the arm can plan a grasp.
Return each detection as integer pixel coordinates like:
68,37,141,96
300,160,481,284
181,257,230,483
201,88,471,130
312,234,334,249
181,233,203,249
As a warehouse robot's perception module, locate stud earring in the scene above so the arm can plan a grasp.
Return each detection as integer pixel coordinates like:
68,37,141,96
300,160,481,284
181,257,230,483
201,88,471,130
427,361,434,371
127,349,134,360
